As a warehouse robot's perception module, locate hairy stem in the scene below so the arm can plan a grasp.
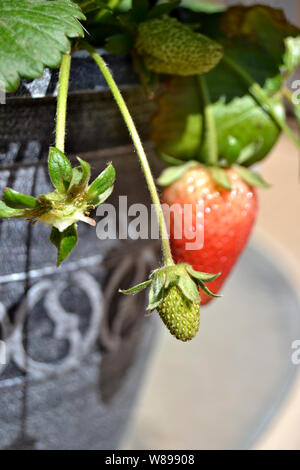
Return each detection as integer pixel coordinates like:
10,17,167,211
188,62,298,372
223,55,300,151
56,54,71,153
197,75,218,165
83,42,174,266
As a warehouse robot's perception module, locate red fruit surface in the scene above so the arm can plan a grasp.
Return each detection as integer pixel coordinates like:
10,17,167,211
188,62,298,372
161,165,258,305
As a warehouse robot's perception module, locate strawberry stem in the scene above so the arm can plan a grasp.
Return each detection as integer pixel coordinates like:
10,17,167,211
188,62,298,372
282,86,295,106
83,42,174,266
56,53,71,153
223,55,300,151
197,75,218,165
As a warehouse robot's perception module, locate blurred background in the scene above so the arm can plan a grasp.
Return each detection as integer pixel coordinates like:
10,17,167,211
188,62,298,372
121,0,300,451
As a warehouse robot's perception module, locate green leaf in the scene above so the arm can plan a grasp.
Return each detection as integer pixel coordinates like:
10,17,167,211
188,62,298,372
236,142,262,166
86,163,116,201
105,33,133,54
3,188,39,209
148,1,180,19
152,5,299,167
202,6,299,78
185,266,220,283
48,147,73,193
120,279,151,295
197,279,221,298
218,135,241,165
0,0,85,93
50,223,78,267
151,77,204,161
208,86,284,167
152,74,284,167
0,201,25,218
210,167,232,190
233,165,270,189
132,0,148,22
157,161,197,187
180,0,225,14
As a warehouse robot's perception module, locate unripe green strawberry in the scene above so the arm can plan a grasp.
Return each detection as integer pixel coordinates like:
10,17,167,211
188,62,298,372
120,263,219,342
157,285,200,342
135,17,223,76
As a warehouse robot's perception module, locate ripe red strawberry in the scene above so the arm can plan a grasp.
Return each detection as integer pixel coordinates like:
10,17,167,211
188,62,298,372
161,164,258,305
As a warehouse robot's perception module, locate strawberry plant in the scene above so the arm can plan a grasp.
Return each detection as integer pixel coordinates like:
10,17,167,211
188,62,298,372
0,0,300,341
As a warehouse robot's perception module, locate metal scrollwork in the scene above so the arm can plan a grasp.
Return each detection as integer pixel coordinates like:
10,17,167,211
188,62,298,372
0,271,103,380
0,243,159,388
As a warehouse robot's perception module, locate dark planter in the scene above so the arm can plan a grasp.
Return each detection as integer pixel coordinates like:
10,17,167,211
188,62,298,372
0,52,161,449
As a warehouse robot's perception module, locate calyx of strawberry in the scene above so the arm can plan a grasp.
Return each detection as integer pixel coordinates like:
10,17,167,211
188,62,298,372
0,147,115,266
157,160,270,190
120,263,220,341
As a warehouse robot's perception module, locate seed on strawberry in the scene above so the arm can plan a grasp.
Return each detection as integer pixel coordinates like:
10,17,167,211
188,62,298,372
135,17,223,76
157,285,200,342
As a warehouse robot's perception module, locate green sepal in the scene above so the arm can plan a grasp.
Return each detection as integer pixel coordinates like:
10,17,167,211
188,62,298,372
197,279,221,298
86,163,116,201
147,298,163,311
157,161,197,187
177,274,200,303
233,165,270,188
38,191,64,203
185,265,221,283
76,158,91,186
147,285,164,311
210,167,232,190
157,152,186,167
48,147,73,194
120,279,152,295
148,1,180,19
3,188,40,209
147,271,165,310
120,263,220,312
164,273,180,289
49,223,78,267
68,157,91,197
0,201,25,218
88,185,114,207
